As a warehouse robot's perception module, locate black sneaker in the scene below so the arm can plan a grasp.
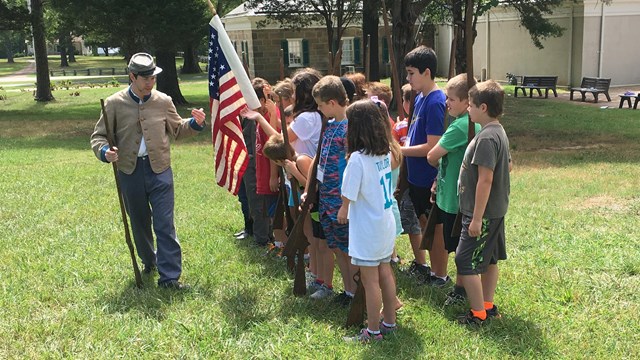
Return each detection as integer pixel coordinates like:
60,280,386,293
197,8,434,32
142,264,156,275
457,311,485,326
427,275,452,288
233,230,244,237
158,280,191,291
444,286,467,306
333,291,353,307
486,305,502,319
406,260,431,282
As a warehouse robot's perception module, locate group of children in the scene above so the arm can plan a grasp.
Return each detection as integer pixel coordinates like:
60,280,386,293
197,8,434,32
235,44,512,342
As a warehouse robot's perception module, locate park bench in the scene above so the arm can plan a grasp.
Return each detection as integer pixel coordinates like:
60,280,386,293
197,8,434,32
569,77,611,103
514,76,558,98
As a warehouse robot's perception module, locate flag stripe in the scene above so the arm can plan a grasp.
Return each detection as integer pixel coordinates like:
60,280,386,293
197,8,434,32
208,15,258,195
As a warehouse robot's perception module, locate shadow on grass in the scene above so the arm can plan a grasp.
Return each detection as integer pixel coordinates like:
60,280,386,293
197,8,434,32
214,234,426,356
99,276,191,322
449,313,553,358
393,270,552,358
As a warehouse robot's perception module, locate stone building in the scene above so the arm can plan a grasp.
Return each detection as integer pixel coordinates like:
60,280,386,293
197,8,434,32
222,3,393,83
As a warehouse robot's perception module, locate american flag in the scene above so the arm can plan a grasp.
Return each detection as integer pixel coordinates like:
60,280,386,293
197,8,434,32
208,15,260,195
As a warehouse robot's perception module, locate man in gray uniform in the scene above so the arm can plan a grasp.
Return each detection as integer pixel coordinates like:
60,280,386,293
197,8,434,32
91,53,205,290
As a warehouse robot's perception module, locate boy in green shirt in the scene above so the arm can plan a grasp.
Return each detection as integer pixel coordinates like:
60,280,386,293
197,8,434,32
427,74,480,298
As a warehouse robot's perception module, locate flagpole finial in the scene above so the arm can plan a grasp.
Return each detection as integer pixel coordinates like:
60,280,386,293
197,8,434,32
207,0,217,16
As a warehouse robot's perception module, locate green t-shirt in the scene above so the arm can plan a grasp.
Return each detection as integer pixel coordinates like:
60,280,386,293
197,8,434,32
435,114,481,214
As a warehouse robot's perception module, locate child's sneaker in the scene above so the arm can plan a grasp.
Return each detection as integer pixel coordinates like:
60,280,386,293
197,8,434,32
426,275,452,288
305,271,316,284
307,281,322,295
333,291,353,306
379,321,397,335
486,305,502,319
343,328,383,343
457,311,486,326
406,260,431,281
390,255,402,268
444,286,467,306
310,284,334,300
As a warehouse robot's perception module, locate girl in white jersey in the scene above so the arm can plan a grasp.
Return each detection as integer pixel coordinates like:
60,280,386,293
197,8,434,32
338,100,399,343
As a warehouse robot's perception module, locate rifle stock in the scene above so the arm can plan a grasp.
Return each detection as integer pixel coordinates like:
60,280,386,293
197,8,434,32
100,99,143,289
420,107,450,250
420,198,440,251
345,270,366,327
272,178,286,231
285,118,327,296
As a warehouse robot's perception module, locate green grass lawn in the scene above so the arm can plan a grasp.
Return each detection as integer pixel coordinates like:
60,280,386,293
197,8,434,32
0,82,639,358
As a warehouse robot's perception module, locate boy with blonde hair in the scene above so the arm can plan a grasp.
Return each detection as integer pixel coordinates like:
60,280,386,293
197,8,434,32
308,75,358,303
427,73,481,294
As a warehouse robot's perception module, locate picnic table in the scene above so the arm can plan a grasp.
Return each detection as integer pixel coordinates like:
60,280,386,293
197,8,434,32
618,92,640,109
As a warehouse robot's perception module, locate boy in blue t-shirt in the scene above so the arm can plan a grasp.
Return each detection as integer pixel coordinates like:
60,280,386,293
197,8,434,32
400,46,448,285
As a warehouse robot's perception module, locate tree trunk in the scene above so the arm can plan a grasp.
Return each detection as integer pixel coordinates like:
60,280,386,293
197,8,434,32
390,0,417,89
181,43,201,74
452,0,478,75
156,50,187,105
59,39,69,67
102,46,109,56
6,45,14,63
453,0,465,74
362,0,380,81
68,41,76,62
30,0,54,102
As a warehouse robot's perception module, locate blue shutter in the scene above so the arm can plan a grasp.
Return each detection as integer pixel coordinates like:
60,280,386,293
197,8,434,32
302,39,309,66
382,38,389,63
281,40,289,67
353,37,361,64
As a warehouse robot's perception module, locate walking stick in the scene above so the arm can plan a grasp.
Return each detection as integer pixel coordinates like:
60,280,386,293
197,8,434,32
100,99,143,288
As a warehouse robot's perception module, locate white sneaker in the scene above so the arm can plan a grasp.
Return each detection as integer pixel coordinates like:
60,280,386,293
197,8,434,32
310,284,334,300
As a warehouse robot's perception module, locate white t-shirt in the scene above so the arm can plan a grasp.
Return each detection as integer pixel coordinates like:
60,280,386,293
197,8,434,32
341,151,396,260
290,111,322,157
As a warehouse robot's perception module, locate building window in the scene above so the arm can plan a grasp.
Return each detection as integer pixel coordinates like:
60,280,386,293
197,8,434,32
341,37,354,65
288,39,303,67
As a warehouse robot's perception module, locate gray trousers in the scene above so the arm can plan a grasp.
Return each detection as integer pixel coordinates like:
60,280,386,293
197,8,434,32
118,157,181,284
243,157,274,245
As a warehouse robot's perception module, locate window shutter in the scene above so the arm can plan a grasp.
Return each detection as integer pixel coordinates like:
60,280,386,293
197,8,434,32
281,40,289,67
353,37,361,64
382,38,389,63
302,39,309,66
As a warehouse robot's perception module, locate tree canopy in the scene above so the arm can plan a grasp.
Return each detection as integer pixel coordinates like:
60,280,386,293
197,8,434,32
0,0,29,31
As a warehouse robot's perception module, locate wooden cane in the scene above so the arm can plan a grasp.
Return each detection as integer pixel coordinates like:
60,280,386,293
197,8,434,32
100,99,143,288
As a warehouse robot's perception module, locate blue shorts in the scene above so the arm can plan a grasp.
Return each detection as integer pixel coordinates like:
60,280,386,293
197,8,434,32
320,211,349,253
